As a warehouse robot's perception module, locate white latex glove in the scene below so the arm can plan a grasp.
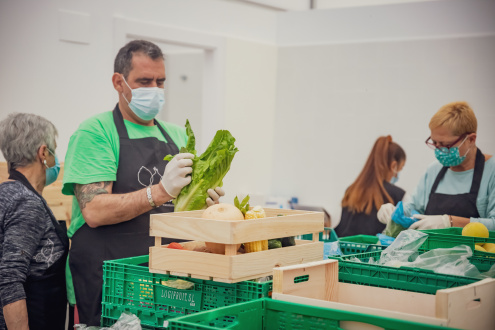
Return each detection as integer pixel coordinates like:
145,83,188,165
409,214,451,230
377,203,395,224
161,153,194,198
206,187,225,207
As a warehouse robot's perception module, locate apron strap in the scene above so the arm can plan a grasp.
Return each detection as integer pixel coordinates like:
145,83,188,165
112,105,130,139
112,104,180,155
470,148,485,195
430,147,485,198
7,169,70,251
429,166,448,197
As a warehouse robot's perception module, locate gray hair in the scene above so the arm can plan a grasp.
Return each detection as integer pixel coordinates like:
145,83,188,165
0,113,58,169
114,40,164,79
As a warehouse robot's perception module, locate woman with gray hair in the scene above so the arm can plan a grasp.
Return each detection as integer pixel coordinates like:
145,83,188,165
0,113,69,329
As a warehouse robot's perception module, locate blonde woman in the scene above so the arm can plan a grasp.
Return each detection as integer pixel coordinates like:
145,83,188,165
378,101,495,230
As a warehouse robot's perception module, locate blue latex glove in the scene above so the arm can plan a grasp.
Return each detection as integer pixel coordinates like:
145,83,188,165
391,201,420,228
376,233,395,246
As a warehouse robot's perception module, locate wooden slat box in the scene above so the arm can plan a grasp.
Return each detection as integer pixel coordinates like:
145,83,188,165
149,208,324,283
272,259,495,330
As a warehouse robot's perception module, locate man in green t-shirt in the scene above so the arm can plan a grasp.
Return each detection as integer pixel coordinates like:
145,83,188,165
63,40,224,326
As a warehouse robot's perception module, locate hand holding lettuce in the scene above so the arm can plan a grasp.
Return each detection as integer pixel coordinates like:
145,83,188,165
165,120,238,212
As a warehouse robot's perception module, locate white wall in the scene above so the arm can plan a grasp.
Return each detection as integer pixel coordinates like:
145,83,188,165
273,0,495,225
0,0,277,161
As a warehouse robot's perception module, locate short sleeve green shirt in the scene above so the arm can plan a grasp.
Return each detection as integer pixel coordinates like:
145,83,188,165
63,110,187,305
63,110,187,238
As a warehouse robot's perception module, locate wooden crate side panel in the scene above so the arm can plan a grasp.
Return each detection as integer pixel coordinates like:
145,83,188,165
436,278,495,330
150,211,324,243
149,246,233,278
149,241,323,282
272,293,445,327
230,242,324,279
273,259,339,301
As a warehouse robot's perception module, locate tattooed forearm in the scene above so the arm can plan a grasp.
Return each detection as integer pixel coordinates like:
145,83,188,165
74,182,111,210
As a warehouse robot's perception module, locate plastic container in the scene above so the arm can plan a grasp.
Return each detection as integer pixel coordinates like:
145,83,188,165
329,251,487,295
338,234,379,244
167,298,449,330
338,241,386,255
420,227,495,258
298,227,338,242
101,255,272,328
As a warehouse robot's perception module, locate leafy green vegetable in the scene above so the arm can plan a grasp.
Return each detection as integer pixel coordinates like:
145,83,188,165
164,120,238,212
234,195,250,216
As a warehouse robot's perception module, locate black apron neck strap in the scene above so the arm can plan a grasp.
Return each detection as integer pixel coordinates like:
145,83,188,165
113,104,130,139
430,166,448,196
430,147,485,196
470,148,485,195
112,103,180,154
8,169,69,250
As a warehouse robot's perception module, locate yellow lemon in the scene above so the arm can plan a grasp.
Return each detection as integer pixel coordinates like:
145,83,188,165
475,245,487,252
483,243,495,253
462,222,489,238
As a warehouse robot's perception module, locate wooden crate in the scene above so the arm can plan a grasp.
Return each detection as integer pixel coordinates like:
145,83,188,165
272,259,495,330
149,208,324,283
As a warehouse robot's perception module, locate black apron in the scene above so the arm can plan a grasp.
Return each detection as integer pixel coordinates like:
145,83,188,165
425,148,484,218
69,105,180,325
8,169,69,330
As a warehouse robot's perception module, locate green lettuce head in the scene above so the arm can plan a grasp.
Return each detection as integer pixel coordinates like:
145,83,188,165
164,120,238,212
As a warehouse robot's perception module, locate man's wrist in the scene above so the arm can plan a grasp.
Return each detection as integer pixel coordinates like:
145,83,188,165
152,183,174,205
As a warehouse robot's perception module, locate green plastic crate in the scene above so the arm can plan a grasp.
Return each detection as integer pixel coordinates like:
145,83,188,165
299,227,338,242
329,250,490,294
420,227,495,258
338,241,386,255
101,255,272,329
167,298,450,330
338,234,379,244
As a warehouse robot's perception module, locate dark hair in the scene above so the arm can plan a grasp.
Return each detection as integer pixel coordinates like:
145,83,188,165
342,136,406,214
114,40,164,78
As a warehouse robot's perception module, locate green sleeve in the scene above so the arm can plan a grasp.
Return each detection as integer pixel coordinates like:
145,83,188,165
62,115,119,195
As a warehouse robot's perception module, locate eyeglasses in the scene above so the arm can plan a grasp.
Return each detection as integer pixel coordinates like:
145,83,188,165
425,134,467,154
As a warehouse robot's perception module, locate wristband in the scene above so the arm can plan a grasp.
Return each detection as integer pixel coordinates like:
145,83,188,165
146,186,157,208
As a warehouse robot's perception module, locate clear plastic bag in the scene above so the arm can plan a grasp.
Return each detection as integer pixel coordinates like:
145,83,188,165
324,241,342,258
379,229,428,267
75,312,141,330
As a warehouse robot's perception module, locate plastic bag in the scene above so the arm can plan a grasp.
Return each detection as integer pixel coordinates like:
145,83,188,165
376,233,395,246
384,202,419,238
407,245,482,278
75,312,141,330
379,229,428,267
324,241,342,258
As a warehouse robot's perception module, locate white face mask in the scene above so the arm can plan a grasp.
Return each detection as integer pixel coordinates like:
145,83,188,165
122,75,165,121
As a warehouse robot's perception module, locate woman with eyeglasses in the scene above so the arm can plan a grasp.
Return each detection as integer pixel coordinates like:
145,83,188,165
335,136,407,237
378,101,494,230
0,113,69,329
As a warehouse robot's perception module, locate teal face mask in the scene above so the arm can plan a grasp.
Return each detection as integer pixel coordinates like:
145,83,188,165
122,75,165,121
45,149,60,186
434,136,470,167
390,172,399,184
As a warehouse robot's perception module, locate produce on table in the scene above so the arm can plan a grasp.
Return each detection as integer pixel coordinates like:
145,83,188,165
234,195,250,216
167,242,184,249
165,120,238,212
483,243,495,253
202,203,244,254
244,206,269,253
462,222,489,238
475,245,487,252
161,279,194,290
268,239,282,249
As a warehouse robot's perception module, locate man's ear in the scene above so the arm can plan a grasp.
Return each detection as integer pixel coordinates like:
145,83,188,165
469,133,477,144
112,73,124,93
